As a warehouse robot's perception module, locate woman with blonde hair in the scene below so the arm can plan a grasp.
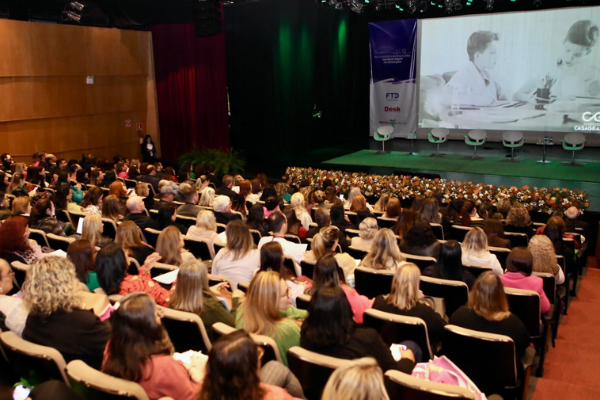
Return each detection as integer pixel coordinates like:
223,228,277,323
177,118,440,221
290,192,312,229
461,227,502,275
373,193,390,213
351,217,378,251
186,209,222,258
360,228,405,271
11,196,31,217
373,263,446,350
7,172,28,197
81,214,112,248
156,226,195,266
304,226,356,278
22,256,110,369
169,260,243,340
419,197,442,224
135,182,154,211
449,271,530,359
321,358,389,400
236,271,307,366
528,235,565,284
199,186,215,207
101,194,124,222
115,220,155,266
349,194,367,213
212,220,260,289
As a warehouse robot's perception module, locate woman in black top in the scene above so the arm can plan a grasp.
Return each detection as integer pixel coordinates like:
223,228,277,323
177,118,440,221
141,134,157,164
301,284,416,373
246,204,269,237
374,263,447,352
422,240,475,289
330,203,351,237
400,219,439,259
449,271,530,359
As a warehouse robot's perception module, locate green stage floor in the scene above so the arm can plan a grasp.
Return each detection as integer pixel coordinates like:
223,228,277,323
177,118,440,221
324,149,600,183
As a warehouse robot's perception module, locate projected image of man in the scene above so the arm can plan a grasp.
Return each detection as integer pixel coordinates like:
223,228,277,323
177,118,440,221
442,31,506,107
514,20,600,102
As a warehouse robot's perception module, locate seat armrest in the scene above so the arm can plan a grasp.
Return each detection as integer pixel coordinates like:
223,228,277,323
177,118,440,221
521,346,536,370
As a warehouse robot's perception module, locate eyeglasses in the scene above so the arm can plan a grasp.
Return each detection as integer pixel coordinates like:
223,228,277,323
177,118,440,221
280,288,290,298
2,270,15,279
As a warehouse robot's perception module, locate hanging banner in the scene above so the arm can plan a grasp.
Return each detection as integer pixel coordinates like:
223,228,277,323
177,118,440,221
369,20,418,138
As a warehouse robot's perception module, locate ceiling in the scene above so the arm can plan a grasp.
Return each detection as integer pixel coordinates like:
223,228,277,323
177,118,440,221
0,0,599,29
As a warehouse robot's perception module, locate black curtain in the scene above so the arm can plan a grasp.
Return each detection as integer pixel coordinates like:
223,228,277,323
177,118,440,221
225,0,370,173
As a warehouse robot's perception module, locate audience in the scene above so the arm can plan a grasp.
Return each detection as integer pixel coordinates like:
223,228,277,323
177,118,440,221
246,203,269,237
351,217,378,252
419,197,442,224
461,227,502,275
102,292,198,400
484,218,512,249
528,234,565,285
383,197,401,219
123,196,157,231
67,239,99,292
213,195,242,225
422,240,476,289
400,220,439,259
504,206,535,238
212,220,260,289
29,197,67,237
360,228,405,271
187,209,223,258
80,186,103,215
258,212,306,264
22,257,110,370
236,271,307,366
392,209,416,239
321,358,390,400
0,259,27,337
101,194,124,222
0,216,44,265
156,226,195,266
176,184,203,218
373,263,447,352
115,220,155,267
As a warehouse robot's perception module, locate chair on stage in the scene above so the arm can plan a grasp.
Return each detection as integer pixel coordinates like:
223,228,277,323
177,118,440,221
374,126,394,153
465,130,487,159
502,131,524,161
428,128,449,157
562,132,586,166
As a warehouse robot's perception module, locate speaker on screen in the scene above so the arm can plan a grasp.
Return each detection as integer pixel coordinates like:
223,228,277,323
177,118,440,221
194,0,222,37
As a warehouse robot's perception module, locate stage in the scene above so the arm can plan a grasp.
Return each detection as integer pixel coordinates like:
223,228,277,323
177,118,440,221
322,139,600,211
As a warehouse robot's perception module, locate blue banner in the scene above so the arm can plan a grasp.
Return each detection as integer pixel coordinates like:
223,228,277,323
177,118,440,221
369,20,418,138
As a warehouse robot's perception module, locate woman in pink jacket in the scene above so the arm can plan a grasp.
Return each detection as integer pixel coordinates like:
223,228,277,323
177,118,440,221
499,247,551,314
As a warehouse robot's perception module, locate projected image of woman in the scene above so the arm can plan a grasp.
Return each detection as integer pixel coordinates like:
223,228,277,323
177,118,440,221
442,31,507,107
514,20,600,101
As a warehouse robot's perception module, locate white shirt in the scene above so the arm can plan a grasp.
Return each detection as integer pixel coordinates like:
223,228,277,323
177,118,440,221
258,236,307,265
445,62,505,106
212,248,260,289
461,249,503,275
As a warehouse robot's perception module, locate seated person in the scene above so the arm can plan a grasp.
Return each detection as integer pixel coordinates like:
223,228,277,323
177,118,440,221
175,184,203,218
214,174,237,199
212,220,260,289
422,240,476,289
123,196,157,231
351,217,378,252
152,185,176,210
141,165,160,194
258,212,306,265
400,220,439,259
359,228,405,271
212,195,242,225
461,228,502,275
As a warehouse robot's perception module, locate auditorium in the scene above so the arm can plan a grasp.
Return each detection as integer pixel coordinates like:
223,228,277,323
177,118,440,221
0,0,599,399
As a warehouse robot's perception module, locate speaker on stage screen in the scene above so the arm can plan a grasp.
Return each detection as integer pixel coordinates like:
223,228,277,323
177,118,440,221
418,6,600,134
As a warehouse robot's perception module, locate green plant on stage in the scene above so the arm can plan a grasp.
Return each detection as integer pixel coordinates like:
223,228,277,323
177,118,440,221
179,149,246,177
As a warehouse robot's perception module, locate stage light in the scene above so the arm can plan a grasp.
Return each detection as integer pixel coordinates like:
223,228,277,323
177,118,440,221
444,0,453,13
68,2,85,12
533,0,542,6
373,0,397,10
406,0,417,14
485,0,493,11
416,0,428,12
453,0,462,10
63,10,81,22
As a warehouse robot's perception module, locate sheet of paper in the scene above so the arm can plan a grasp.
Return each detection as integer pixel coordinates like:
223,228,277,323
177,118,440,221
153,269,179,284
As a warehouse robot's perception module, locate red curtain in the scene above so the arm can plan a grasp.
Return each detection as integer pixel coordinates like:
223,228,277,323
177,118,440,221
151,23,230,162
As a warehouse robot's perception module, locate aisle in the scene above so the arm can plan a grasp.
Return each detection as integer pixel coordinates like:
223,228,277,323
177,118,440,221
532,268,600,400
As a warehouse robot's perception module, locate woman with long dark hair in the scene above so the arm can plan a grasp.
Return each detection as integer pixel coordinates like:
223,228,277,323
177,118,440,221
301,284,416,373
247,203,269,237
141,134,157,164
29,197,68,237
67,239,99,292
422,240,475,289
400,220,439,259
102,292,198,400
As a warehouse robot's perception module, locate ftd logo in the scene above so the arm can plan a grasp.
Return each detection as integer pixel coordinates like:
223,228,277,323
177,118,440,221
385,106,401,112
386,93,399,99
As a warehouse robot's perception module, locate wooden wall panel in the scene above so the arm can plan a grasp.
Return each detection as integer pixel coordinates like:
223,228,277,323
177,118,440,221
0,20,159,162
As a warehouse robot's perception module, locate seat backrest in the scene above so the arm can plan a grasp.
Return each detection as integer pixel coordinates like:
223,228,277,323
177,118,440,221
450,225,472,242
300,260,316,279
68,209,87,228
175,215,196,229
159,307,211,353
419,276,468,317
249,229,262,246
502,131,524,144
144,228,162,248
66,360,149,400
504,287,541,338
29,229,50,248
208,274,234,289
150,262,179,279
442,325,517,395
431,128,449,139
287,346,350,400
345,228,360,238
462,263,493,278
376,217,396,229
564,132,586,146
385,369,475,400
9,260,30,289
489,246,510,270
346,246,368,260
504,232,528,248
376,125,394,137
354,266,394,299
468,130,487,141
296,294,311,310
0,331,69,386
430,223,445,240
101,218,118,239
210,323,281,365
532,272,556,304
404,253,437,272
237,281,250,293
216,223,227,234
283,256,300,278
363,309,434,361
184,237,213,260
46,233,71,252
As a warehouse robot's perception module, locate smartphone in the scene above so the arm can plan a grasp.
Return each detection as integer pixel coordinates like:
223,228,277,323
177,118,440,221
339,194,345,201
13,385,31,400
390,344,408,361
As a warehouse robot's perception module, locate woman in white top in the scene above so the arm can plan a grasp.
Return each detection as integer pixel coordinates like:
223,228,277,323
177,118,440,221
290,192,312,230
461,227,502,275
211,220,260,289
359,228,405,271
186,210,223,259
156,226,195,266
304,226,356,279
351,217,378,252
